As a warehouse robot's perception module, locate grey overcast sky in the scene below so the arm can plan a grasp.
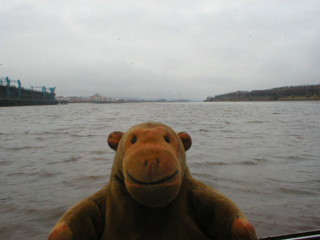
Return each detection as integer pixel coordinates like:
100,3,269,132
1,1,320,100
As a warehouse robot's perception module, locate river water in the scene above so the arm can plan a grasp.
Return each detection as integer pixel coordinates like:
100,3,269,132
1,102,319,239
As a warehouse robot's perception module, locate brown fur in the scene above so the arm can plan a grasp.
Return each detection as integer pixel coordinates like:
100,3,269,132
48,122,256,240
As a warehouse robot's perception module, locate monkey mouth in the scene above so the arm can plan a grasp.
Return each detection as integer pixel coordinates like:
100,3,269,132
127,170,179,185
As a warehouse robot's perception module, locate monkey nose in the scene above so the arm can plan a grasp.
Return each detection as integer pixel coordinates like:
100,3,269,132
144,159,160,180
144,158,160,167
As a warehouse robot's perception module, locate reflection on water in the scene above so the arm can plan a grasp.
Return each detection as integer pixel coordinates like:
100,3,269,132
1,102,320,239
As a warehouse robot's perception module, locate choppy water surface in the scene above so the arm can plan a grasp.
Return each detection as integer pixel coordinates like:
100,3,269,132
1,102,319,239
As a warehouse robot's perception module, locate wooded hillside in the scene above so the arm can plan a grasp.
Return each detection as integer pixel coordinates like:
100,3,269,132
205,85,320,101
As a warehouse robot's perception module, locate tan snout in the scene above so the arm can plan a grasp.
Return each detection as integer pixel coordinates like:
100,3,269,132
123,146,182,207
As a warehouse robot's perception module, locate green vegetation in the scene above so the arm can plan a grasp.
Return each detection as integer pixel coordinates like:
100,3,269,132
205,85,320,102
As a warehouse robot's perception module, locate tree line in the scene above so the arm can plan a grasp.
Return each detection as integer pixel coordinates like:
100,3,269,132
206,84,320,101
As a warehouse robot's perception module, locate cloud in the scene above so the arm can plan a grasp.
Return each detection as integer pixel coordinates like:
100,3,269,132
1,1,320,100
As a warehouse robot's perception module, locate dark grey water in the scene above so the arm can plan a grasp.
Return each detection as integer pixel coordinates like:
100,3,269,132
1,102,319,239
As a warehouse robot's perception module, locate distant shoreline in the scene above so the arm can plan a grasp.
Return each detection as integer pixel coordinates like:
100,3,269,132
204,96,320,102
205,84,320,102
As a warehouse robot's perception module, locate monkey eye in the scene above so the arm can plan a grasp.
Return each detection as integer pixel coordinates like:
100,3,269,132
131,136,137,144
164,136,170,143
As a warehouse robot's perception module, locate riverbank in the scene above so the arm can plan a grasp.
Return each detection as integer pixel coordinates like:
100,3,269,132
205,95,320,102
205,85,320,102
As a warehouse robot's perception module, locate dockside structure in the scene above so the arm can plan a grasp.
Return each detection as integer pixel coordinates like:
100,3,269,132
0,76,59,106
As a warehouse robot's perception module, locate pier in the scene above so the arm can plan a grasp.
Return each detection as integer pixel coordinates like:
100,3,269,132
0,77,62,107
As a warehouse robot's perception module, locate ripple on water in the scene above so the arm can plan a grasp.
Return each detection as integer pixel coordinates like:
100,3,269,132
1,102,320,239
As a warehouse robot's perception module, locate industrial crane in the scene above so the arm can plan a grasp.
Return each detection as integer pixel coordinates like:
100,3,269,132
31,86,47,100
49,87,56,100
5,77,22,100
1,76,56,101
31,86,56,100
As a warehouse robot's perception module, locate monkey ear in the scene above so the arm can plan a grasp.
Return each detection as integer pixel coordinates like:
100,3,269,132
108,131,124,151
178,132,192,151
